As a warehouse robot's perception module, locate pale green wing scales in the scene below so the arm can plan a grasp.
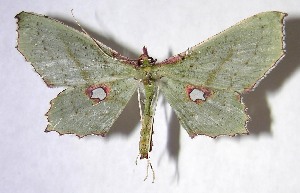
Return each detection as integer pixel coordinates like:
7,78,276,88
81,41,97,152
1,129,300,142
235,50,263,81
159,78,248,137
16,11,139,137
157,11,286,138
157,12,286,93
46,78,138,137
16,11,136,87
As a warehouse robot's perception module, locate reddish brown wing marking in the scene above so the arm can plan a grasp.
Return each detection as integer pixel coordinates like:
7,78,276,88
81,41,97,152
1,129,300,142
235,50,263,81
85,84,110,104
158,52,186,65
186,85,213,104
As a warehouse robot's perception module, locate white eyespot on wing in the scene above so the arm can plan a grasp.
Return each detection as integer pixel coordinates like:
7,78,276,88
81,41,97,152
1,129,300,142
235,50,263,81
91,87,107,101
186,85,213,104
189,89,205,101
85,84,110,104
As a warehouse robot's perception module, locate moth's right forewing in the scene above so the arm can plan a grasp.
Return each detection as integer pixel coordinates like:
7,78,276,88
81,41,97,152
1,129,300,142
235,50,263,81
16,11,137,87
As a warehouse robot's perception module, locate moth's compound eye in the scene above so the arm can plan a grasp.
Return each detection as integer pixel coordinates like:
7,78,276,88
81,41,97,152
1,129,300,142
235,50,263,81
85,84,110,104
138,59,144,66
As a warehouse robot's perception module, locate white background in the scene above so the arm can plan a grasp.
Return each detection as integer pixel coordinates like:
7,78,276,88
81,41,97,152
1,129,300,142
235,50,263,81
1,0,300,192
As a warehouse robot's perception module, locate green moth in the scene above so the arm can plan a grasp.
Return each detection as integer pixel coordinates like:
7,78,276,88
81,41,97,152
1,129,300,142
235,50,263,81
16,11,286,159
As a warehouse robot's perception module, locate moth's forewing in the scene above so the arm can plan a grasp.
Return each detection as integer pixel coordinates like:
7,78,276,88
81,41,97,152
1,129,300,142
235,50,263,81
16,11,137,87
157,12,286,93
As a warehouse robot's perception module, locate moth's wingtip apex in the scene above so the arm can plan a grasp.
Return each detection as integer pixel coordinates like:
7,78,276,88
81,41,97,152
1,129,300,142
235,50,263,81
15,11,26,19
44,129,50,133
15,13,20,19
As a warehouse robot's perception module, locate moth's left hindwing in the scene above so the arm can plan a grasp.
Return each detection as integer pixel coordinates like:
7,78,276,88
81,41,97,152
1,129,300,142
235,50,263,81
159,78,248,138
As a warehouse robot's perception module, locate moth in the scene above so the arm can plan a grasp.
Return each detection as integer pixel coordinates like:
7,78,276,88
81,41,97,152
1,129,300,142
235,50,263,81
16,11,286,160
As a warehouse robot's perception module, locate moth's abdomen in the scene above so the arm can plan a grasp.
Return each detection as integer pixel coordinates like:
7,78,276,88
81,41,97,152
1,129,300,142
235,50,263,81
139,83,159,159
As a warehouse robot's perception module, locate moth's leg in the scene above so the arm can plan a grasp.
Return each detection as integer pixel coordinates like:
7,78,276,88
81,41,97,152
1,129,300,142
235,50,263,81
143,159,155,183
137,87,143,122
135,154,140,165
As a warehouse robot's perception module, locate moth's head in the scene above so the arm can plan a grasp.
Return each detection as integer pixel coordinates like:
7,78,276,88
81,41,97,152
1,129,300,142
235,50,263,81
138,46,157,67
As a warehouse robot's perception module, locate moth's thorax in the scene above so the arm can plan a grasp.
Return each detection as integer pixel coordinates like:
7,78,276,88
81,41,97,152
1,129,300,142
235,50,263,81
136,47,159,84
137,47,157,67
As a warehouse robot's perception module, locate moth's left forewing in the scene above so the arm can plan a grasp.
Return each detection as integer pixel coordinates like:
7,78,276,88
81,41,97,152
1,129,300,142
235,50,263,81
157,12,286,93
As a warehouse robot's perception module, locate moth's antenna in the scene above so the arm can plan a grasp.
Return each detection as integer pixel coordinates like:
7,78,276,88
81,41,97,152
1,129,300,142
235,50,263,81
70,9,111,58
